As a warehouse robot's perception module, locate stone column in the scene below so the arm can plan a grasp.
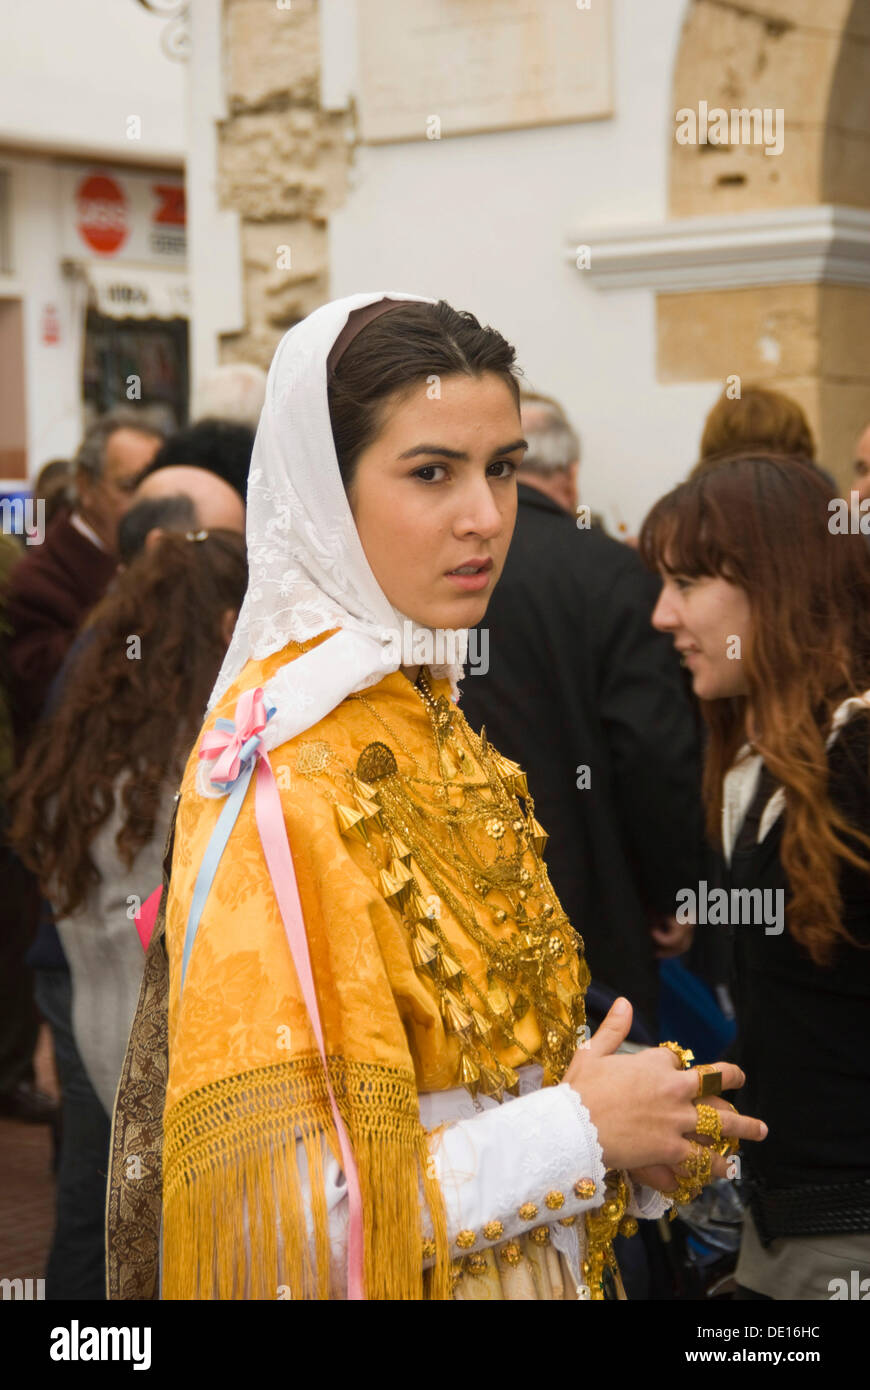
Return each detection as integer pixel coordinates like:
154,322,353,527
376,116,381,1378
660,0,870,482
217,0,353,367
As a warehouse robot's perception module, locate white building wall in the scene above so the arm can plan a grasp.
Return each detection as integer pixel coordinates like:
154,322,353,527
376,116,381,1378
0,0,188,483
0,157,89,481
0,0,186,165
327,0,718,532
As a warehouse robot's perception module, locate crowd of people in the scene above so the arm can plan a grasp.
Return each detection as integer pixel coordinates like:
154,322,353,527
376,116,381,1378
0,293,867,1303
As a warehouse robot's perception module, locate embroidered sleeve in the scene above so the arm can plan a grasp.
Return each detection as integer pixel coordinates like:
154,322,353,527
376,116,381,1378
424,1084,606,1255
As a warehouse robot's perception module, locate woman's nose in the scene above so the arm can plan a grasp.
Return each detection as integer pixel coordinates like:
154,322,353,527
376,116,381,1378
457,480,503,538
651,586,678,631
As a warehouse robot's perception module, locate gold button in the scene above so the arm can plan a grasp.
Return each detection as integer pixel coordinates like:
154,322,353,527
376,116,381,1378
545,1190,565,1211
467,1252,487,1274
559,1215,577,1227
422,1237,436,1259
455,1229,476,1250
574,1178,596,1200
518,1202,538,1222
619,1216,639,1239
482,1220,504,1242
500,1241,522,1268
529,1225,551,1246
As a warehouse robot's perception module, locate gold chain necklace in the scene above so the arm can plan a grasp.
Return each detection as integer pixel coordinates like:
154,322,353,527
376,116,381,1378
337,666,586,1096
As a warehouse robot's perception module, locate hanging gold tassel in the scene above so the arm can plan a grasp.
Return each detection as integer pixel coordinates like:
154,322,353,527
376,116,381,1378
437,949,463,980
527,816,549,856
354,792,385,831
441,988,473,1033
458,1051,481,1093
335,803,369,844
409,922,440,968
379,857,414,904
388,831,413,866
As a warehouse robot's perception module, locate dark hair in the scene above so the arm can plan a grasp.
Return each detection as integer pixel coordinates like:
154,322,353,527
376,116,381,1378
327,300,522,491
118,495,198,565
8,530,248,917
697,385,816,467
142,419,255,501
639,454,870,964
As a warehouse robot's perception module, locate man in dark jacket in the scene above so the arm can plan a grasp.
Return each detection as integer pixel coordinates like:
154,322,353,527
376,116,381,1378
3,409,163,756
460,395,703,1037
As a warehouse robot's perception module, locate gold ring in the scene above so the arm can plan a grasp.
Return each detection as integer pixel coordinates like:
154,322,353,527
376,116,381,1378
659,1040,695,1070
694,1103,723,1145
694,1065,723,1098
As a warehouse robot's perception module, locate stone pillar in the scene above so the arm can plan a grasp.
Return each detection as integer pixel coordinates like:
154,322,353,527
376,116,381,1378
660,0,870,482
216,0,353,368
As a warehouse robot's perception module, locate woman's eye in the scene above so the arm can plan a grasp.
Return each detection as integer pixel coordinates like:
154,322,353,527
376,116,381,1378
674,577,694,592
412,464,447,482
487,458,518,478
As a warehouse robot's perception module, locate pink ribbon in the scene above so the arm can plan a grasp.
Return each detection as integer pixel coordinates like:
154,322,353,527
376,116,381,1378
199,687,366,1300
135,885,163,952
199,687,270,789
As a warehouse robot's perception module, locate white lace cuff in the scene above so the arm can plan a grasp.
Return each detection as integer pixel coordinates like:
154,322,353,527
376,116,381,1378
625,1182,673,1221
425,1082,607,1252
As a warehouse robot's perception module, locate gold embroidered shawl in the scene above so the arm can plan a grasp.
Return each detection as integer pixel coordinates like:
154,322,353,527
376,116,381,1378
107,631,588,1300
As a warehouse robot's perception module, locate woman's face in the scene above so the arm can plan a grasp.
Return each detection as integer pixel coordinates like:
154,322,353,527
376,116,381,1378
651,565,753,700
347,372,523,631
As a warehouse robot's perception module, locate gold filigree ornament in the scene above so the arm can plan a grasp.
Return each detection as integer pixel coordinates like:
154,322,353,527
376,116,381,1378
344,669,587,1097
294,739,334,779
583,1171,634,1300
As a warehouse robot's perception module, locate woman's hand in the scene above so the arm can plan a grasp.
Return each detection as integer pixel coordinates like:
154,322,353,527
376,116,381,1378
563,998,767,1173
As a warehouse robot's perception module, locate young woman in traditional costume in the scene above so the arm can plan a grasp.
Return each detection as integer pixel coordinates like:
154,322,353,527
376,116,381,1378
107,293,766,1301
642,454,870,1300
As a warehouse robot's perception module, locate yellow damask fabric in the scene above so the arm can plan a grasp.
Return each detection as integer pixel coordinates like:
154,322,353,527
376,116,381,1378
161,629,587,1300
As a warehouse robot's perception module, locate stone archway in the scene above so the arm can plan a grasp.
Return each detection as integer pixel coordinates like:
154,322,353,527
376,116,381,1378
658,0,870,481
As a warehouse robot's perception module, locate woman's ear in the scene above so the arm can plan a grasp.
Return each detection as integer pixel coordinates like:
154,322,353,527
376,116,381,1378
220,607,238,648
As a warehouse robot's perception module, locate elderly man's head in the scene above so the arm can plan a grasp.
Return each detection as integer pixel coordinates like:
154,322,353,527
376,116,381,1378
517,393,580,515
74,410,165,553
124,465,246,562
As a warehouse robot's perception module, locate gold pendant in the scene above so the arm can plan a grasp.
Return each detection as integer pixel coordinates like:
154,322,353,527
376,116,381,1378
335,802,369,844
527,816,549,856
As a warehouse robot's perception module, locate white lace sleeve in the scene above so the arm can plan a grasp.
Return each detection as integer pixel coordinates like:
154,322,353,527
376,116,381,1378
624,1181,673,1221
424,1082,606,1248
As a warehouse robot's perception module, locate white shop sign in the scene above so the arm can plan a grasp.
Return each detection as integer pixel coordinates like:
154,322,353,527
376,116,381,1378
59,165,186,265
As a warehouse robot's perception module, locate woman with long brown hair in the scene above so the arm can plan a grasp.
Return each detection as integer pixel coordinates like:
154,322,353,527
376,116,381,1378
640,453,870,1299
8,528,247,1296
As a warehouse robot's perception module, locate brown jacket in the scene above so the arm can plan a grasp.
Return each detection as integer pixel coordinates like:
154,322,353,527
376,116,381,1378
3,511,116,756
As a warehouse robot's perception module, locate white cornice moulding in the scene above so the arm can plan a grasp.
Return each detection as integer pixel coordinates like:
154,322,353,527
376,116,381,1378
567,206,870,292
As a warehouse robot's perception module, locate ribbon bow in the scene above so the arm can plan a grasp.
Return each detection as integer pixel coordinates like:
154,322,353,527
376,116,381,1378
199,687,274,791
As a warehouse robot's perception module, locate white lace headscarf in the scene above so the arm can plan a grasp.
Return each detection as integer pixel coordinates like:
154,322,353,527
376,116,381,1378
201,292,469,785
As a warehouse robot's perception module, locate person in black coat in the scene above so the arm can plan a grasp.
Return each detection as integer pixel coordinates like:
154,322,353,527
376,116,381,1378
641,453,870,1300
460,395,703,1038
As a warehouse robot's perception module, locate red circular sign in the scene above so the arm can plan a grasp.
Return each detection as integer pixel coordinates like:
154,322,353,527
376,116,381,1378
76,173,129,255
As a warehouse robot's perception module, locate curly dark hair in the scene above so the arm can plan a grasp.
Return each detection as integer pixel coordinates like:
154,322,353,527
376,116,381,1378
8,530,248,917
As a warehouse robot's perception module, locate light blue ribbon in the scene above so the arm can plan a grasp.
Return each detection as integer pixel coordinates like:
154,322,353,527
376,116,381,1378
178,703,275,998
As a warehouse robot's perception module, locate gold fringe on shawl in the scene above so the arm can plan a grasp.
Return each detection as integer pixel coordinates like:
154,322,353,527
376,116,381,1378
162,1057,451,1300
